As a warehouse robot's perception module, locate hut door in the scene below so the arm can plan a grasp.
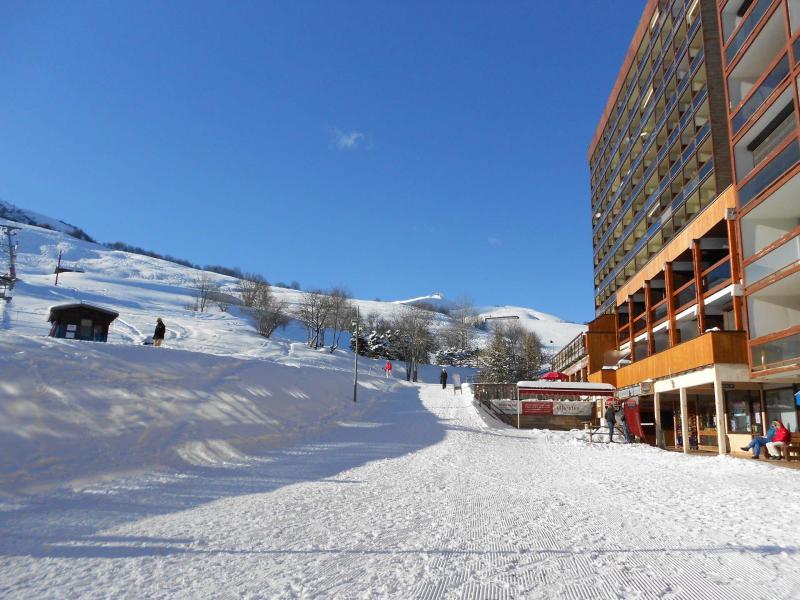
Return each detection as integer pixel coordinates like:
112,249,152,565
80,319,93,340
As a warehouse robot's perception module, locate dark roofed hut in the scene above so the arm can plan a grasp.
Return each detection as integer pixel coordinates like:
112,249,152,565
47,303,119,342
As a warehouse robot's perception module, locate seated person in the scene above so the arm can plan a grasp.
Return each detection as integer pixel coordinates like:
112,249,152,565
741,423,775,459
766,420,791,460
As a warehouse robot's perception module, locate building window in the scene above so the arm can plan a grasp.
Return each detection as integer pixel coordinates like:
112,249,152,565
726,390,761,434
765,388,799,432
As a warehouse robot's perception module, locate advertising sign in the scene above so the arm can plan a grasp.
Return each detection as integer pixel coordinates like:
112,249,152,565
552,401,595,416
522,401,553,415
490,399,518,415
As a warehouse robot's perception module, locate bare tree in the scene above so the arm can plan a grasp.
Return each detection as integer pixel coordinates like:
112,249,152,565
449,295,479,350
326,287,354,353
239,273,268,308
392,305,436,381
252,283,290,338
193,273,220,313
296,289,332,349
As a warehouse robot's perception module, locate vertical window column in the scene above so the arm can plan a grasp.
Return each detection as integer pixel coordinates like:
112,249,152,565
692,239,706,335
727,213,744,330
665,261,679,346
629,297,637,361
646,280,655,356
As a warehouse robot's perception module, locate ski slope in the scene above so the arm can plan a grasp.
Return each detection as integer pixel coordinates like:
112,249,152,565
2,383,799,599
0,214,585,359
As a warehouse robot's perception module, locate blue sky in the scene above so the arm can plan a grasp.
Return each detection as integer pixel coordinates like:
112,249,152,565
1,1,641,323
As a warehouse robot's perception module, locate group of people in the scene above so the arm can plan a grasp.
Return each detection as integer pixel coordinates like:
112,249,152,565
741,420,791,459
383,361,449,389
604,403,632,443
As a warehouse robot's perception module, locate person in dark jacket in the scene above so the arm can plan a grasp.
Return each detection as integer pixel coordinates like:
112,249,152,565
604,403,616,443
440,368,448,389
741,423,776,459
153,318,166,347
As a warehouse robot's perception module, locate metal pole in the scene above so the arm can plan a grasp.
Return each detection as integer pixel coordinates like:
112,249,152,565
353,304,359,403
55,250,62,286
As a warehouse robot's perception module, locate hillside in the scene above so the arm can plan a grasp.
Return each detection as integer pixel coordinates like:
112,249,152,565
0,204,586,359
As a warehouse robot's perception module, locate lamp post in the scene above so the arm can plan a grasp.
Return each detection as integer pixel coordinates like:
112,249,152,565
352,304,360,403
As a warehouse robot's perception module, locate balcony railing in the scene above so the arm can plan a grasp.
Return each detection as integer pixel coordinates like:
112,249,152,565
751,329,800,372
702,258,732,294
731,53,789,135
739,138,800,207
725,0,776,65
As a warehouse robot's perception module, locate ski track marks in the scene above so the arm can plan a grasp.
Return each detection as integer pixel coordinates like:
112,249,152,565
2,385,800,599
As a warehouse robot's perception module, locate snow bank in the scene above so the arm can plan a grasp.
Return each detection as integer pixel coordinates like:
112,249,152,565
0,334,406,494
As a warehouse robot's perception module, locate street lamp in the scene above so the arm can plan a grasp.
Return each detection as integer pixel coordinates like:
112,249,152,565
352,304,360,403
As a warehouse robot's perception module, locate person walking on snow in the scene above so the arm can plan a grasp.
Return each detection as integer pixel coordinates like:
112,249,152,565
153,318,166,347
384,360,393,378
604,403,616,443
440,368,448,389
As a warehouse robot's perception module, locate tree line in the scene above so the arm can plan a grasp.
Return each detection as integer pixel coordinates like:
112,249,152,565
191,275,546,383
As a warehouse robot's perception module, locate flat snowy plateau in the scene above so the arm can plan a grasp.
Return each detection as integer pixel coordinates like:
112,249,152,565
2,379,800,599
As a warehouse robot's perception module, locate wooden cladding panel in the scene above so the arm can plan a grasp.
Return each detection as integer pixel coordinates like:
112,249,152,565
586,333,618,374
614,331,747,388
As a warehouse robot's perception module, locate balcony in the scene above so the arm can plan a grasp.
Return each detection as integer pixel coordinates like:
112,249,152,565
612,331,748,388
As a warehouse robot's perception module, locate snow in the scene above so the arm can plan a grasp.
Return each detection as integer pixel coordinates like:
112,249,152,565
4,210,797,597
0,215,583,359
2,383,800,598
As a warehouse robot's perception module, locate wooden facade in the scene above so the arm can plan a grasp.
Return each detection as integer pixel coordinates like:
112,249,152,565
48,303,119,342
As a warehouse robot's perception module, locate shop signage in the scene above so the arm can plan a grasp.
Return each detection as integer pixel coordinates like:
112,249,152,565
617,382,652,400
722,383,736,391
552,401,594,416
522,401,553,415
490,399,518,415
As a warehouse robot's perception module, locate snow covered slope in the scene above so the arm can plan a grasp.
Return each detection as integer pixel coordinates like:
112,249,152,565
0,200,93,241
476,305,586,350
0,209,585,358
0,333,410,494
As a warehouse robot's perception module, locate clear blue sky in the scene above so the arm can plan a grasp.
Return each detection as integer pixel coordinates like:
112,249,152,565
1,1,641,323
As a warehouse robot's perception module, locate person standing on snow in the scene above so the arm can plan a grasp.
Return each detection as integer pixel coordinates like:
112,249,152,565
440,368,448,389
384,360,393,378
604,402,616,443
620,408,631,443
153,318,166,347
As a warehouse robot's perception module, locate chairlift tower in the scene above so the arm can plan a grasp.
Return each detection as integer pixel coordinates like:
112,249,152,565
0,226,20,301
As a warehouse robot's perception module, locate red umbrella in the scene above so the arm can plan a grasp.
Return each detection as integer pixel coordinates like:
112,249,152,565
541,371,569,381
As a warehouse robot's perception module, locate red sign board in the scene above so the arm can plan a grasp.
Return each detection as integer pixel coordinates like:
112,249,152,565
522,401,553,415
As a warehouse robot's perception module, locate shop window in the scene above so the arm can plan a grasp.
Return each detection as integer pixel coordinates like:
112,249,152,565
726,390,761,434
765,388,799,432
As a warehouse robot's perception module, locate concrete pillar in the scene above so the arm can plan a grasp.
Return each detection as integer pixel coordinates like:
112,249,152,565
713,372,727,456
680,387,690,455
654,391,664,449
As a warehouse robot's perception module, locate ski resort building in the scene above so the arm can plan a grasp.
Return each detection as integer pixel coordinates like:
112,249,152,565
584,0,800,457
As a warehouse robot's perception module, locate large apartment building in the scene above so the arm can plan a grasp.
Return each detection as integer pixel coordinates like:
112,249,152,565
555,0,800,457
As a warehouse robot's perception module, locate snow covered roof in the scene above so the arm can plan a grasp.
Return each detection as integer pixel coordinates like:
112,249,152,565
517,380,614,393
47,302,120,322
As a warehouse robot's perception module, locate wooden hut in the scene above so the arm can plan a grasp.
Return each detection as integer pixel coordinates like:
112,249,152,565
47,302,119,342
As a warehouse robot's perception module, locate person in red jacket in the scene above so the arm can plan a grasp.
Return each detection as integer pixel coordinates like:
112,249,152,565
384,360,393,378
766,420,791,459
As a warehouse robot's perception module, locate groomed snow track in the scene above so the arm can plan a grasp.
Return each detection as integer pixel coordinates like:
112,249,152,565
2,384,800,599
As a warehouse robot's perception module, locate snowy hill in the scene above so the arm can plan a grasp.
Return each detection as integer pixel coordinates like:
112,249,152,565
0,205,585,359
0,199,94,242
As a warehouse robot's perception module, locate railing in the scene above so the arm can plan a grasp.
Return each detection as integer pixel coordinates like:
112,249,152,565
739,138,800,207
471,383,517,425
731,53,789,135
591,0,697,187
702,258,732,294
725,0,776,65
